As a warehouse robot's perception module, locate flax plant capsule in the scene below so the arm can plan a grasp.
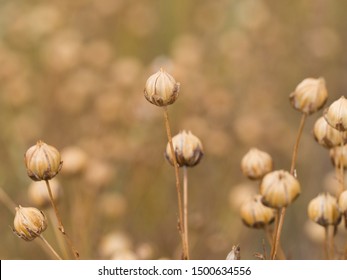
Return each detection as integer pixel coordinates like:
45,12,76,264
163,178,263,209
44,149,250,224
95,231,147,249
260,170,301,208
13,206,48,241
289,77,328,115
338,190,347,213
144,68,180,106
324,96,347,131
308,193,341,227
313,116,347,148
329,144,347,169
165,130,203,167
241,148,273,180
24,140,63,181
240,195,275,228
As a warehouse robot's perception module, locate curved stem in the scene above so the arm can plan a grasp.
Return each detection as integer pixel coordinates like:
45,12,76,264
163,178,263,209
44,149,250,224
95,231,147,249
45,180,80,259
183,166,190,259
0,187,16,214
39,235,63,260
163,106,188,260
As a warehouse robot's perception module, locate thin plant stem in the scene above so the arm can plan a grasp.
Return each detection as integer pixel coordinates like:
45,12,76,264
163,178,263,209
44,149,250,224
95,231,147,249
0,187,16,214
183,166,190,259
338,134,345,196
265,225,285,260
271,113,307,260
48,209,69,260
329,225,335,259
45,179,80,259
163,106,188,260
39,235,63,260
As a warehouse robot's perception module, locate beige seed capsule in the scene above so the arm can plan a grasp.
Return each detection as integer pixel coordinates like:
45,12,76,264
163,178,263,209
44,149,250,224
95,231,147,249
260,170,301,208
313,116,347,148
165,130,204,167
338,190,347,213
324,96,347,131
13,206,48,241
24,140,63,181
308,193,341,227
241,148,273,180
144,68,180,107
289,77,328,115
329,144,347,169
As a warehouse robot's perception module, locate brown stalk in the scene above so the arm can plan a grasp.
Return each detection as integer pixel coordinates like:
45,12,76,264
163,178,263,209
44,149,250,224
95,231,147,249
39,235,63,260
183,166,189,258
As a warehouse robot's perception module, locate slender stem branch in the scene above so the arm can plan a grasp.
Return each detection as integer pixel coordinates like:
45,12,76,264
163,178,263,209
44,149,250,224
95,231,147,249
338,133,345,196
163,106,188,260
271,113,307,260
45,180,80,259
183,166,189,259
39,235,63,260
48,209,69,260
0,187,16,214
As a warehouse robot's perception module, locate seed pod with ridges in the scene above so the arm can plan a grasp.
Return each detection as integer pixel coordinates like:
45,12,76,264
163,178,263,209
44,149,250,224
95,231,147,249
144,68,180,107
24,140,63,181
28,179,62,208
260,170,301,208
313,116,347,148
240,195,275,228
289,77,328,115
241,148,273,180
13,206,48,241
338,190,347,213
165,130,203,167
308,193,341,227
329,144,347,169
324,96,347,131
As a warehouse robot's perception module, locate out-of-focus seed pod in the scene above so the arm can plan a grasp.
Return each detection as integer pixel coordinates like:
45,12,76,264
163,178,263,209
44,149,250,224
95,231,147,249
165,130,203,167
308,193,341,227
241,148,273,180
240,195,275,228
144,68,180,106
338,190,347,213
60,146,88,176
324,96,347,131
13,206,48,241
260,170,301,208
313,116,347,148
24,140,63,181
329,144,347,169
226,245,241,260
28,179,62,208
289,77,328,115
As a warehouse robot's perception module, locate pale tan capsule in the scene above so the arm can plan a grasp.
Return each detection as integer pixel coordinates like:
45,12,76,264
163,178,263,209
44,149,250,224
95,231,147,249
289,77,327,115
329,144,347,168
313,116,347,148
338,190,347,213
60,146,88,175
13,206,48,241
241,148,273,180
324,96,347,131
24,140,63,181
240,195,275,228
260,170,301,208
308,193,341,226
165,130,203,167
28,179,62,208
144,68,180,106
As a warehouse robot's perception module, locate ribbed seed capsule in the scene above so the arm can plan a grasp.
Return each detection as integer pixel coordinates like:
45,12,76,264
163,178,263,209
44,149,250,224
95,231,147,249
13,206,48,241
165,130,204,167
289,77,328,115
324,96,347,131
24,140,63,181
260,170,301,208
313,116,347,148
241,148,273,180
329,144,347,168
338,190,347,213
308,193,341,227
144,68,180,107
240,195,275,228
28,179,62,208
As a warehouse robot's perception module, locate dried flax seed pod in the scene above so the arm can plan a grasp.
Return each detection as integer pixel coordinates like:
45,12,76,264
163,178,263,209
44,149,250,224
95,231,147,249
13,206,48,241
240,195,275,228
24,140,63,181
338,190,347,213
329,144,347,168
144,68,180,107
324,96,347,131
308,193,341,227
313,116,347,148
165,130,203,167
289,77,328,115
241,148,273,180
260,170,301,208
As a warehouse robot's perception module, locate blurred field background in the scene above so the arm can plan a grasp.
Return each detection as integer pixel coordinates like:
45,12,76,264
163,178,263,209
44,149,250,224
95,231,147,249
1,0,347,259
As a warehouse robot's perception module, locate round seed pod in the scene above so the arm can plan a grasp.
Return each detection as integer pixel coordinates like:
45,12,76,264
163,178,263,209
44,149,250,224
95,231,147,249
60,146,88,176
13,206,47,241
241,148,273,180
338,190,347,213
24,140,63,181
28,179,62,208
308,192,341,227
240,195,275,228
329,144,347,169
324,96,347,131
144,68,180,107
260,170,301,208
313,116,347,148
165,130,203,167
289,77,328,115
